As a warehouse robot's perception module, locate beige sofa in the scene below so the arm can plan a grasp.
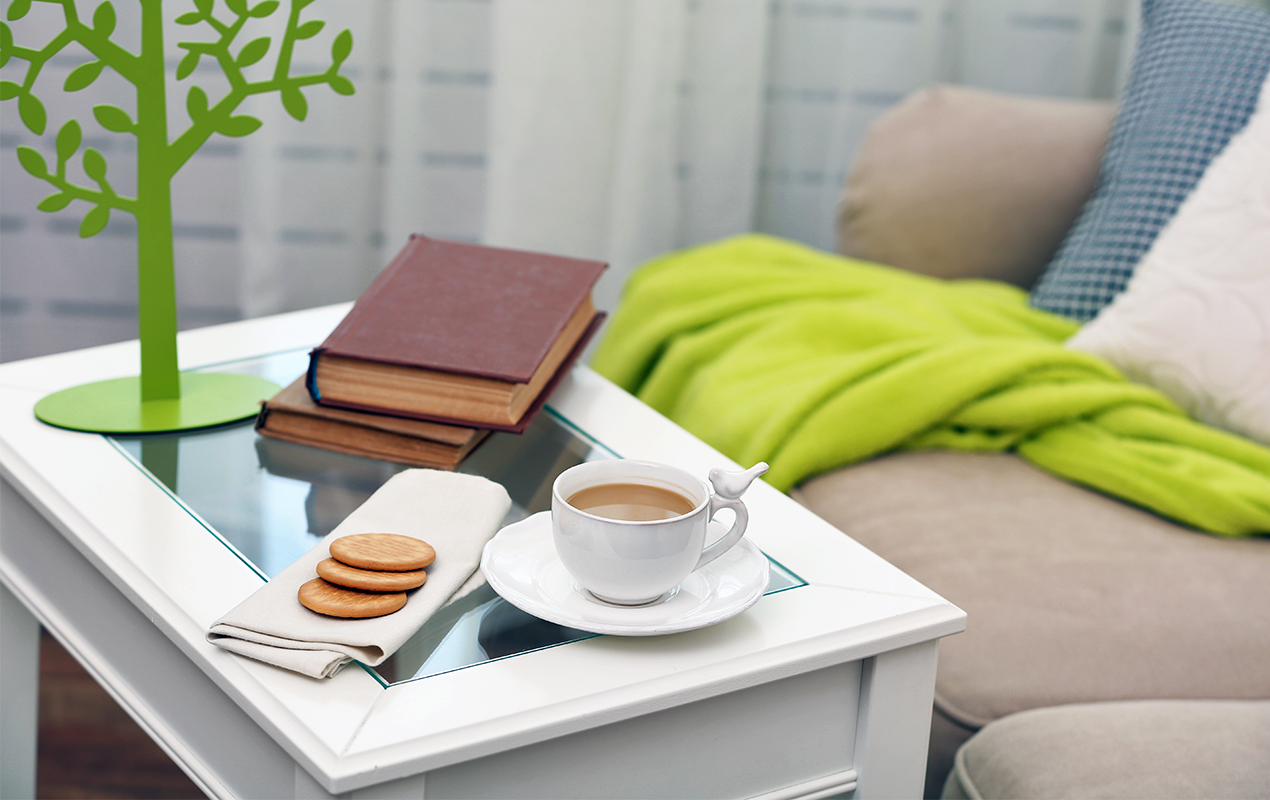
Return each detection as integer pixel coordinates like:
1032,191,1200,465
790,85,1270,798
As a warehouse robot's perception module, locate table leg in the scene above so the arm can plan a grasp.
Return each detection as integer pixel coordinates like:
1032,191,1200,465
1,578,40,800
853,641,940,799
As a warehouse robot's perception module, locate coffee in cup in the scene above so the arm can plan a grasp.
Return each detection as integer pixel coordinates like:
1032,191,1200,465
565,481,697,521
551,459,768,606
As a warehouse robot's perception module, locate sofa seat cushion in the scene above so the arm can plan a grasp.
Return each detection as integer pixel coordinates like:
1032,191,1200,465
943,700,1270,799
792,450,1270,727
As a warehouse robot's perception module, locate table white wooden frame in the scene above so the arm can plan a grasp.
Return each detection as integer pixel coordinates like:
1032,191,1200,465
0,305,965,800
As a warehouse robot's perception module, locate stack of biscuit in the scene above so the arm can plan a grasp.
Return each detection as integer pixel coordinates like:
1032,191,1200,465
298,533,435,618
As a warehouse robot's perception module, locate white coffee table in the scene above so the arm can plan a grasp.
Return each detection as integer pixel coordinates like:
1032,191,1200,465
0,304,965,799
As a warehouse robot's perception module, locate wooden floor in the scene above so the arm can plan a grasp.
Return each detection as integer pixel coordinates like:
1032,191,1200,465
38,630,204,800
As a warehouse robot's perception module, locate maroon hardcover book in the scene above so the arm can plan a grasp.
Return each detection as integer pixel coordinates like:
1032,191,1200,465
307,235,606,432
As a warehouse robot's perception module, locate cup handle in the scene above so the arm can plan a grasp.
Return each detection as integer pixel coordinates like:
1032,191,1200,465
695,494,749,571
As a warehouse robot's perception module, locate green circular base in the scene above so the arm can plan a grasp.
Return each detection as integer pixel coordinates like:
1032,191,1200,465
35,372,280,434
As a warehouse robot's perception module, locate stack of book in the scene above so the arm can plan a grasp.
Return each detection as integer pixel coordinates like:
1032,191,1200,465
256,235,606,470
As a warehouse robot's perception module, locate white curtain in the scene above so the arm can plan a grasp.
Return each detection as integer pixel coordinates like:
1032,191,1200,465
0,0,1139,361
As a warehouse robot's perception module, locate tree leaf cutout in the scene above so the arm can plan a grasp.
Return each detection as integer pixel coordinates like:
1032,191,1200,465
93,104,134,133
281,86,307,121
16,145,47,178
176,50,200,80
1,22,14,66
18,92,46,134
331,29,352,64
186,86,209,120
176,11,203,25
225,0,247,16
7,0,32,22
295,20,323,39
0,80,20,100
56,119,82,163
219,115,263,137
37,192,73,212
64,61,105,92
236,37,270,68
249,1,280,18
329,75,355,96
93,2,117,37
83,148,108,182
79,205,110,238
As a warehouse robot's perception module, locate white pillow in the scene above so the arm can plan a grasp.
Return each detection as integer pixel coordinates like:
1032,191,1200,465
1067,74,1270,445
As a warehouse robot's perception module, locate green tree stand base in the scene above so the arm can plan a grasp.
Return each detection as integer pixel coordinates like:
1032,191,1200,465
34,372,280,434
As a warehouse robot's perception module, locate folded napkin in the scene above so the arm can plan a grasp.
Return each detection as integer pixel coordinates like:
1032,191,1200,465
207,469,512,678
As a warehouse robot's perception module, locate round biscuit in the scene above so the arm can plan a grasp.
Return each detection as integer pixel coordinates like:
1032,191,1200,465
297,578,407,618
329,533,435,571
316,557,427,592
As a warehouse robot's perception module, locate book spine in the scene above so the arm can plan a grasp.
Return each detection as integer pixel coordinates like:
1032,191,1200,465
305,349,325,403
253,398,272,431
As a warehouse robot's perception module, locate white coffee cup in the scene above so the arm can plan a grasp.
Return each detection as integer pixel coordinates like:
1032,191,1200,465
551,459,768,606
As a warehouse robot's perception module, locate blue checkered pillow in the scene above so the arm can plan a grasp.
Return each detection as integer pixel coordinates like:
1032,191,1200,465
1030,0,1270,321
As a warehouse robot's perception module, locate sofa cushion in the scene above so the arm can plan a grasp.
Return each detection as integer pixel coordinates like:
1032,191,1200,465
1067,70,1270,446
792,450,1270,791
836,85,1113,290
943,700,1270,799
1030,0,1270,321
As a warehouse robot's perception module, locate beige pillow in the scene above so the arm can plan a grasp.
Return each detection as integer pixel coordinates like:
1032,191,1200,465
1067,71,1270,446
837,85,1115,288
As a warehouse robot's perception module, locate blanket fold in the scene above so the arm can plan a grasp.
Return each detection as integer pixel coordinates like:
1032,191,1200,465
591,235,1270,536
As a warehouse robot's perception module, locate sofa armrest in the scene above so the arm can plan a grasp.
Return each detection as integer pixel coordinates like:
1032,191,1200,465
836,85,1115,289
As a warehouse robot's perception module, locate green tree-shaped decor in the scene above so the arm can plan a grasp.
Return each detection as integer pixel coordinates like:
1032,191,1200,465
1,0,355,432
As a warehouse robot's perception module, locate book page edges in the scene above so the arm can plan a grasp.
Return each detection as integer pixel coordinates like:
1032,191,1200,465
261,377,479,446
313,311,604,433
256,418,489,470
311,300,597,425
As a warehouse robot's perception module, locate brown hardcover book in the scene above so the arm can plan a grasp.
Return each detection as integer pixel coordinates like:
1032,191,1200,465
307,235,606,432
256,377,489,470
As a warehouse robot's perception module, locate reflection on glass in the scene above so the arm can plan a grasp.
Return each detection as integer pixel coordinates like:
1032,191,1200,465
114,350,806,687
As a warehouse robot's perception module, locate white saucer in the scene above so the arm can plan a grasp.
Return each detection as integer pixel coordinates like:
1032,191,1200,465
480,511,771,636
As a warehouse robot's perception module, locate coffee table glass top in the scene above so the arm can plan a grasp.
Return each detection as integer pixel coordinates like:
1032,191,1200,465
111,349,805,686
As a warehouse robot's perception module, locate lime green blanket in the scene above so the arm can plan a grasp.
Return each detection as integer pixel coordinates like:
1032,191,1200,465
591,235,1270,536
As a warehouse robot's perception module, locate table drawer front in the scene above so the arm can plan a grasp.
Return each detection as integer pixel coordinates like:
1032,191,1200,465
423,660,862,799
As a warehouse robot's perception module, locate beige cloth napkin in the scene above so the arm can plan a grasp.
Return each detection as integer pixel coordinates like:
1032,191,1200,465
207,469,511,678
